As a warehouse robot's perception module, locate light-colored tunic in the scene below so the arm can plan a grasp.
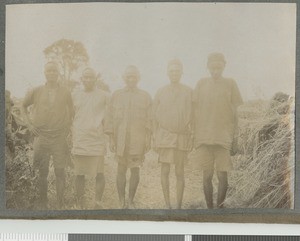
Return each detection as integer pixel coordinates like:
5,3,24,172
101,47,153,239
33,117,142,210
153,83,193,151
105,87,152,157
193,77,243,150
72,88,110,156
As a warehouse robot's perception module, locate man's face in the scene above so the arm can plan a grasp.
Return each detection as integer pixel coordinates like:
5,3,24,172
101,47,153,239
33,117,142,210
208,61,225,80
124,72,139,89
81,72,96,92
44,64,59,83
168,64,182,83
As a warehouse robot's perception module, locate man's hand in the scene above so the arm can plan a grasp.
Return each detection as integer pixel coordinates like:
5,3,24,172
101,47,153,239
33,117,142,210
145,135,151,153
27,123,39,136
231,136,238,156
109,136,116,153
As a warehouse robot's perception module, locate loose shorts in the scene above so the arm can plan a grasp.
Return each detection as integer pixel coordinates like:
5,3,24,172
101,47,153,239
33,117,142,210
73,155,104,177
33,135,69,171
195,144,232,171
117,154,144,169
158,148,187,165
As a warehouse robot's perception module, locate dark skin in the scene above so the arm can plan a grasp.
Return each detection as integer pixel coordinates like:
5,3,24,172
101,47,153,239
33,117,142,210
159,63,185,209
74,69,106,209
201,60,235,209
21,62,67,209
110,68,149,209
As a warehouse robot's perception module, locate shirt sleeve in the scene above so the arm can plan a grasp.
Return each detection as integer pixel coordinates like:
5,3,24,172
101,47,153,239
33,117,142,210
231,79,243,108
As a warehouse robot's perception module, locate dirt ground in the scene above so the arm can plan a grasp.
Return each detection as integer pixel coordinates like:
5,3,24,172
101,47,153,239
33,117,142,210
45,149,226,210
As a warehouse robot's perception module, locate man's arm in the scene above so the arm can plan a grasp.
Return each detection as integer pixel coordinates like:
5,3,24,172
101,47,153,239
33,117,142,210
231,79,243,155
145,93,153,153
104,92,115,152
21,88,39,136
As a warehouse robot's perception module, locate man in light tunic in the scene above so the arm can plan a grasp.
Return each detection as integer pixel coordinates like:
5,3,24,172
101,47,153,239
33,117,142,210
105,65,152,209
72,68,110,209
193,53,243,209
153,59,193,209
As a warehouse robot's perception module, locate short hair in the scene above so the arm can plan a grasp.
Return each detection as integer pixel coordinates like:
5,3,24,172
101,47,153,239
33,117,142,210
167,58,183,72
82,67,97,78
207,53,226,65
44,61,59,71
123,65,140,80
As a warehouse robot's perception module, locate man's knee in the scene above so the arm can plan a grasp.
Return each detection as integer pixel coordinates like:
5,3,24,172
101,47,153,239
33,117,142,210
175,162,184,181
117,163,127,178
38,167,49,180
96,173,105,182
54,168,65,179
161,163,170,177
203,170,214,183
217,171,228,185
130,167,140,179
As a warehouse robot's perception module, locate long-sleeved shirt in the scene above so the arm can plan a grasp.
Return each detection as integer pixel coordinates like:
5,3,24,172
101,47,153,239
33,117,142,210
193,77,243,149
23,83,74,138
105,87,152,156
153,83,193,150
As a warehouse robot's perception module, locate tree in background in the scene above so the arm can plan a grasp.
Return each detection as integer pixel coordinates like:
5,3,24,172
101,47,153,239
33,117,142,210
44,39,89,87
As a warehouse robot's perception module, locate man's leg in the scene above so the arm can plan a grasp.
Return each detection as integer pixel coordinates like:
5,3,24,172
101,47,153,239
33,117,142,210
203,169,214,209
38,166,49,209
175,160,185,209
95,173,105,208
161,163,171,209
217,171,228,208
54,168,66,209
128,167,140,208
117,162,127,208
75,174,85,209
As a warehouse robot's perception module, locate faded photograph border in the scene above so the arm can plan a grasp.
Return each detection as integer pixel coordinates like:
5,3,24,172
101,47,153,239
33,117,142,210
0,0,299,223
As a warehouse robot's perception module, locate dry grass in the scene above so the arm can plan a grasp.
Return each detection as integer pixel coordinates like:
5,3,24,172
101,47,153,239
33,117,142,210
6,98,295,210
226,98,294,208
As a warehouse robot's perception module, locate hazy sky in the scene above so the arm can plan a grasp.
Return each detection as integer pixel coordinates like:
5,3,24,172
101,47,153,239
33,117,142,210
6,2,296,100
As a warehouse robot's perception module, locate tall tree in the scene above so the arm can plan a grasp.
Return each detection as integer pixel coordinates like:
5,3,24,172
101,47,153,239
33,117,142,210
44,39,89,86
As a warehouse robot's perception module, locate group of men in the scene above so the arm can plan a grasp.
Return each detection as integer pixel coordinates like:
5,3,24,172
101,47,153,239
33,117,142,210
21,52,243,210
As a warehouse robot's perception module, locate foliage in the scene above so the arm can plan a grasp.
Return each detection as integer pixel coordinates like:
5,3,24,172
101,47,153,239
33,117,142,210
44,39,89,86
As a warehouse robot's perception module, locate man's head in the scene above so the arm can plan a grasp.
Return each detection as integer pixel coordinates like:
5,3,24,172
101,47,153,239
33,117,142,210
44,61,59,83
167,59,183,83
207,53,226,80
81,67,97,92
123,65,140,89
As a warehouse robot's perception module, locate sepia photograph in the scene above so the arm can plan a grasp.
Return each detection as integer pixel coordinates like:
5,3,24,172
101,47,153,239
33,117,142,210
3,1,297,218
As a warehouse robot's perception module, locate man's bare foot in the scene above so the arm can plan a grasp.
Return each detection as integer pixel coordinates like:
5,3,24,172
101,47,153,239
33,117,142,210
94,201,103,209
128,201,136,209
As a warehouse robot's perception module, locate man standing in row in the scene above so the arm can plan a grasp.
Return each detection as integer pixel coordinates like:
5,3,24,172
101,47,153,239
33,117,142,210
153,59,193,209
22,62,74,209
72,68,110,209
105,65,152,209
193,53,243,209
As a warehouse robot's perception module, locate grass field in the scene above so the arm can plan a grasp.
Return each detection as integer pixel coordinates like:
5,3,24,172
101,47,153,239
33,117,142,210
5,98,294,210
